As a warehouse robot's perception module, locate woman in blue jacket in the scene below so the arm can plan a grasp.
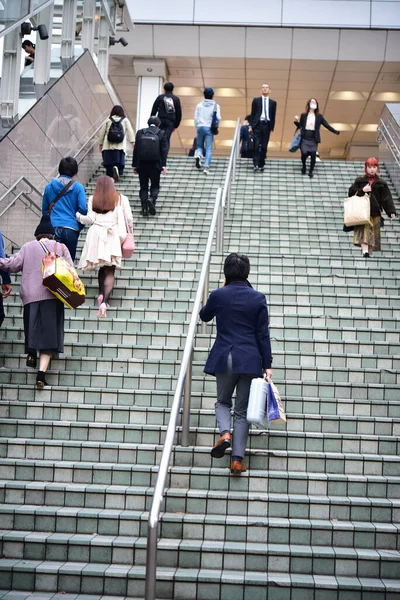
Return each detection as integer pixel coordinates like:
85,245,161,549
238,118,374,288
200,253,273,475
42,157,87,261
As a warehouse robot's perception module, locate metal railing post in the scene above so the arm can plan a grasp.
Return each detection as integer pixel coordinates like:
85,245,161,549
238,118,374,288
144,524,158,600
181,346,193,447
215,188,223,253
201,262,209,334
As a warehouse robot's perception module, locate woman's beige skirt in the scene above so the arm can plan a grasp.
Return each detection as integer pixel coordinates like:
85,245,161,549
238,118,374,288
353,216,381,251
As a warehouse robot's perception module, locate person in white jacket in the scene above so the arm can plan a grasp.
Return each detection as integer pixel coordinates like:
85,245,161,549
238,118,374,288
98,105,135,182
194,88,221,175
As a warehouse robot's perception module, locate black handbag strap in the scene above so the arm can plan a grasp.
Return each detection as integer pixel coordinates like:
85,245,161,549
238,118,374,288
48,180,74,214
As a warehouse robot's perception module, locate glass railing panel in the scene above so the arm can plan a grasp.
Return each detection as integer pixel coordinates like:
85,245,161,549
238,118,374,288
379,103,400,197
0,51,113,195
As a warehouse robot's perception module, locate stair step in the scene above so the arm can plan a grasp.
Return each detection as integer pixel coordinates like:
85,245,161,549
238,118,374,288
0,560,399,598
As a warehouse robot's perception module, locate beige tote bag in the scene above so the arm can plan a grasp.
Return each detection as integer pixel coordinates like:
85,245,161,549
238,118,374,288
343,194,372,227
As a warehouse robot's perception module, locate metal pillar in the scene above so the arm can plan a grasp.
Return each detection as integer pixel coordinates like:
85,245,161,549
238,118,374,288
81,0,96,55
60,0,77,60
133,60,167,131
34,3,54,86
97,13,110,82
0,28,22,120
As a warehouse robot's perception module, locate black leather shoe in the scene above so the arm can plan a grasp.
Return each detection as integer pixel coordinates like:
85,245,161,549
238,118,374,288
26,354,37,369
301,166,306,175
308,171,314,178
141,207,148,217
147,199,156,216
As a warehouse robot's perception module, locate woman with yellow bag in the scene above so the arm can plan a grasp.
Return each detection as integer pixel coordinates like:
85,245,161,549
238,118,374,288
76,175,132,318
348,158,396,258
0,215,73,388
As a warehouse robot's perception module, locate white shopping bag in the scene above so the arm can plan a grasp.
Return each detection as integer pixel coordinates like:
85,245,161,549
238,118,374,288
247,378,268,425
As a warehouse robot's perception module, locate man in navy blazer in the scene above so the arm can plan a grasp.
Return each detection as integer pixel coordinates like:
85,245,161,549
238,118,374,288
250,83,277,172
200,253,273,474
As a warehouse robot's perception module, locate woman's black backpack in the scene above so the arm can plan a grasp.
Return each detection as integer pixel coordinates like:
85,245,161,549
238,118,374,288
107,118,125,144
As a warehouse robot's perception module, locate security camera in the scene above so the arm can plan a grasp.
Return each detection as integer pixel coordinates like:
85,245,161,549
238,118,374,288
37,24,49,40
21,22,49,40
109,36,128,47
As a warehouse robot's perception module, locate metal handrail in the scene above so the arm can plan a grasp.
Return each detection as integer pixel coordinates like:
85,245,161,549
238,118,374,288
0,177,42,217
144,117,242,600
378,118,400,169
73,117,110,163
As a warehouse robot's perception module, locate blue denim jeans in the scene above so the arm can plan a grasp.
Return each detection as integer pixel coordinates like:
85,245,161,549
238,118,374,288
54,227,80,261
195,126,213,167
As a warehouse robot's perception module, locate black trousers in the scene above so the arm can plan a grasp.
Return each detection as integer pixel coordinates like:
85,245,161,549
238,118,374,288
159,118,175,155
253,121,271,168
138,165,161,207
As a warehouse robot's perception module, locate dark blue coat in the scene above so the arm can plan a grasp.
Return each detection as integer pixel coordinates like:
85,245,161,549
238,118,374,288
199,281,272,376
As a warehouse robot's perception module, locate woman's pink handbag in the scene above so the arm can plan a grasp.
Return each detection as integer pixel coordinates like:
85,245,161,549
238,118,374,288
119,195,136,258
122,231,135,258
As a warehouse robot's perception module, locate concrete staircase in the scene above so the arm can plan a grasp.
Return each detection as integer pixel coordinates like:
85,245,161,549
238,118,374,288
0,157,399,600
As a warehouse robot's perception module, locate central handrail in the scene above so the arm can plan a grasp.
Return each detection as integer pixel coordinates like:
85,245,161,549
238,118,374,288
144,117,241,600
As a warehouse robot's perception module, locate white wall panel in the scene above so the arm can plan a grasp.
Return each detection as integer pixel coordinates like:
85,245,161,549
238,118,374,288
154,26,200,57
245,28,292,59
282,0,371,27
371,1,400,28
338,30,387,62
385,31,400,61
193,0,282,24
292,28,339,60
126,0,195,23
199,27,245,57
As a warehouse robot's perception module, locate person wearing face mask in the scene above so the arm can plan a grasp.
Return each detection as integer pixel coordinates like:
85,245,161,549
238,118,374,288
294,99,340,178
347,157,396,258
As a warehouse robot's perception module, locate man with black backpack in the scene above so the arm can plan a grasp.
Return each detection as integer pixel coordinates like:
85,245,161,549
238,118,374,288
132,117,168,217
150,82,182,157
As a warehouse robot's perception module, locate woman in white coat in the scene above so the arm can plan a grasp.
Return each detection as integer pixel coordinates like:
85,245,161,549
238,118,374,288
77,175,133,318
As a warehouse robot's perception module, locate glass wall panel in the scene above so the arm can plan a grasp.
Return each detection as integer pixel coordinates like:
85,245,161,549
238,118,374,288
0,51,113,248
0,0,29,33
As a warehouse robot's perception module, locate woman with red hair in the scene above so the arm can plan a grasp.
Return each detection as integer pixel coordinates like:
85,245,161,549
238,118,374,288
348,158,396,257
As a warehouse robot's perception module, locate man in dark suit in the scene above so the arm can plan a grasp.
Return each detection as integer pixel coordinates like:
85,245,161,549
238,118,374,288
150,82,182,158
132,117,168,217
200,253,273,475
250,83,277,171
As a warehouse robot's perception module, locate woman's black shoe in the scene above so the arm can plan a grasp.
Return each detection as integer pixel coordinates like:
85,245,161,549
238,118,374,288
308,171,314,178
36,371,48,389
26,354,37,369
301,166,306,175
